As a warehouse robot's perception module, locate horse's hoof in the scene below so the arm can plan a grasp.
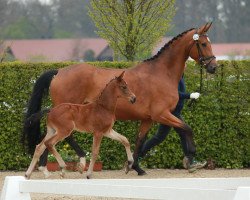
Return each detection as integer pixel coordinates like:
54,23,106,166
132,164,147,176
138,169,147,176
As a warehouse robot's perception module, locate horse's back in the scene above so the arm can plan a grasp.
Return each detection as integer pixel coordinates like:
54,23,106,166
50,63,122,105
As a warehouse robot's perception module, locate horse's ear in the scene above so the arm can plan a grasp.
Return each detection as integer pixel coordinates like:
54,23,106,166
117,71,125,81
199,22,212,34
205,21,213,32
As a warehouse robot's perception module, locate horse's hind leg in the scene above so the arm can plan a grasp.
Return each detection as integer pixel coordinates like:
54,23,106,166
153,111,194,148
104,129,133,174
132,119,153,176
86,133,103,179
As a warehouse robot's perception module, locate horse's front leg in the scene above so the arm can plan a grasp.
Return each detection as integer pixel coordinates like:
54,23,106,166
86,133,103,179
132,119,153,176
104,129,134,174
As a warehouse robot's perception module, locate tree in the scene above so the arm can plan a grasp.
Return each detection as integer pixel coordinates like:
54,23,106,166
53,0,97,38
171,0,250,43
89,0,176,61
0,0,55,39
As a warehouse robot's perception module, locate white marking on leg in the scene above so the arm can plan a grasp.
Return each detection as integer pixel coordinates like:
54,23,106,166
104,129,133,163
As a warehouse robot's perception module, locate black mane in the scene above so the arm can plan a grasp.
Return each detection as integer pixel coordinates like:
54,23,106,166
144,28,195,62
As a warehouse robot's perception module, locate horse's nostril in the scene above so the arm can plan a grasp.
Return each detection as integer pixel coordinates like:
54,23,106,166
130,96,136,104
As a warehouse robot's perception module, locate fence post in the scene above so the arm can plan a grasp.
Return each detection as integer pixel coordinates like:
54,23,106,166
0,176,31,200
233,187,250,200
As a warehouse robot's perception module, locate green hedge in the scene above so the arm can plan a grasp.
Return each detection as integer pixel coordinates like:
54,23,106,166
0,61,249,170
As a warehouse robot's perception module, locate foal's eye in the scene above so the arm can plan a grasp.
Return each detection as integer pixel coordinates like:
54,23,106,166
121,86,127,89
201,43,207,47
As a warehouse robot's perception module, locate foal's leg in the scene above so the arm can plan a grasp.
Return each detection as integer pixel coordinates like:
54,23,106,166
25,128,54,179
86,133,103,179
65,135,86,173
104,129,133,174
38,127,55,178
132,119,153,176
45,131,71,178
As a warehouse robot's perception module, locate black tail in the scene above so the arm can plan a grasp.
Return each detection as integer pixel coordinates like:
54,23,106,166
22,69,58,154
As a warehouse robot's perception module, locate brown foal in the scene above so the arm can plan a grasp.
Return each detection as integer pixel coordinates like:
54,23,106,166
25,71,136,179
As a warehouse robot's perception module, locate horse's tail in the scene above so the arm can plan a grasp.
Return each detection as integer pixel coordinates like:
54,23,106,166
21,69,58,154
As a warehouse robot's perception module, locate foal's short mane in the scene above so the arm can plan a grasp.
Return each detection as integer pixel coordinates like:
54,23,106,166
144,28,195,62
97,77,116,100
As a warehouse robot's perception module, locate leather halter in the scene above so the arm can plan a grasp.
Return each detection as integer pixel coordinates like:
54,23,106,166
190,30,216,69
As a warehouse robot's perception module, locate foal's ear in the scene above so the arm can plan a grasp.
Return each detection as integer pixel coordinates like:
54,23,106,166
116,71,125,81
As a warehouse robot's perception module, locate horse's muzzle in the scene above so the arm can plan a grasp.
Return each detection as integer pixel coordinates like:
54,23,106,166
206,64,217,74
130,96,136,104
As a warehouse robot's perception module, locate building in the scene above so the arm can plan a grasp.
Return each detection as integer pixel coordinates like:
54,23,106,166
1,38,249,62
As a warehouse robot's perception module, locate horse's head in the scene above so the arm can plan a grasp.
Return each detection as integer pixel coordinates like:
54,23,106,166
188,22,217,74
115,71,136,104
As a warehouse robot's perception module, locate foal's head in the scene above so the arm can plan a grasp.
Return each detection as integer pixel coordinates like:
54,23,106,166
188,22,217,74
114,71,136,104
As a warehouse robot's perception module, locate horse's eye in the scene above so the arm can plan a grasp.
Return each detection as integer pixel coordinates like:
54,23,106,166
202,43,207,47
120,86,127,89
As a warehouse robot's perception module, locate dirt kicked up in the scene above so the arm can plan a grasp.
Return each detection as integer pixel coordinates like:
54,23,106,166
0,169,249,200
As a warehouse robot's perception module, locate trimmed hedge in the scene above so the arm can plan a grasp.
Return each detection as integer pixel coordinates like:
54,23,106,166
0,61,249,170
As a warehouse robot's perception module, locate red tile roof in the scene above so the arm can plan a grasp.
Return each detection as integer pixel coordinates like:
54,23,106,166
2,38,250,61
3,39,108,61
212,43,250,56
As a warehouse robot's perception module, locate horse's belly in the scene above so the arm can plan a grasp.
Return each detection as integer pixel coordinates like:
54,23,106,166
115,100,150,120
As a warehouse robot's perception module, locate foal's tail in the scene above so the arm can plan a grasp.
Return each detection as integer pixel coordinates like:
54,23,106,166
21,70,58,154
25,109,50,127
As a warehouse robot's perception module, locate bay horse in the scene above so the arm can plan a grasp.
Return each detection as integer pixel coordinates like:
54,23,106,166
25,71,136,179
22,22,217,175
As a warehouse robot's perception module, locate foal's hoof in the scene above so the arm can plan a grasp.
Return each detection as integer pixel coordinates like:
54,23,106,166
124,160,134,174
79,157,86,174
38,166,51,179
60,168,66,178
78,163,86,174
86,174,92,179
132,165,147,176
24,174,30,180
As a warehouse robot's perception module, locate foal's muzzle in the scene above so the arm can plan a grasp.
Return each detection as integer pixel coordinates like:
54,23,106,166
129,95,136,104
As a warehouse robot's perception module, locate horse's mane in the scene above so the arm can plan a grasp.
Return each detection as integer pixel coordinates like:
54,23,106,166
144,28,195,62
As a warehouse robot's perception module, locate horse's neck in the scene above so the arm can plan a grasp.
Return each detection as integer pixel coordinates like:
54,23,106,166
96,82,118,113
150,35,192,84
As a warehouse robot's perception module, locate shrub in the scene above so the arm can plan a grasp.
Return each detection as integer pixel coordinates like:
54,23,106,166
0,60,249,170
